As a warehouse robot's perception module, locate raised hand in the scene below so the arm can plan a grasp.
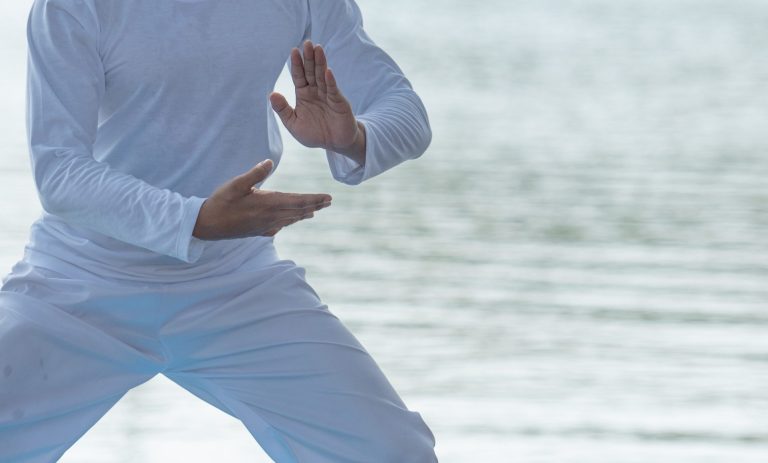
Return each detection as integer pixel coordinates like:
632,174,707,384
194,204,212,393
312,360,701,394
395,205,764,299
269,40,366,164
193,159,332,240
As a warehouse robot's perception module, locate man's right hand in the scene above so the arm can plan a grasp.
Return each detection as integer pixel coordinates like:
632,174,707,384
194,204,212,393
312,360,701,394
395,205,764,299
192,159,332,240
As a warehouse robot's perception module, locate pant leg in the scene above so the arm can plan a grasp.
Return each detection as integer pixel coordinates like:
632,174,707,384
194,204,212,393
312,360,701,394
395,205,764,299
0,260,165,462
159,255,437,463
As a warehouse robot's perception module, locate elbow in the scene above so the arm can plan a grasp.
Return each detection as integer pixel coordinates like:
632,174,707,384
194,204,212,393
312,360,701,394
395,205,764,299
415,121,432,159
410,102,432,161
33,170,57,215
31,151,74,217
409,90,432,160
36,177,65,217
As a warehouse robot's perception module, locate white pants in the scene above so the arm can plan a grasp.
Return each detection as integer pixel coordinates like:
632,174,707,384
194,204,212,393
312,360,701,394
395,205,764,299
0,240,437,462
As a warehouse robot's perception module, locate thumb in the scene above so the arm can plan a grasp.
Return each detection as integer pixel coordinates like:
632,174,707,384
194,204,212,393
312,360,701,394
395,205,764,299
269,92,295,127
230,159,273,194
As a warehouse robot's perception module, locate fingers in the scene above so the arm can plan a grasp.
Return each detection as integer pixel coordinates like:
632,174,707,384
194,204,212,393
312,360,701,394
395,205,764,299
294,41,338,102
275,205,331,223
314,45,328,95
230,159,273,195
270,194,331,228
275,193,332,211
299,40,327,91
303,40,316,87
262,210,317,237
246,191,331,221
269,92,296,126
289,48,308,89
325,67,346,105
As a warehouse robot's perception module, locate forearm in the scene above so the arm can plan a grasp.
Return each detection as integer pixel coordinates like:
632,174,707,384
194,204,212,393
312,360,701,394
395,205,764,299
33,150,206,263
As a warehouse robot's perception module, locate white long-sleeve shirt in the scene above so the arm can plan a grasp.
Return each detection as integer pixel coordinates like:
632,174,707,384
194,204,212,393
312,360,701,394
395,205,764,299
22,0,431,274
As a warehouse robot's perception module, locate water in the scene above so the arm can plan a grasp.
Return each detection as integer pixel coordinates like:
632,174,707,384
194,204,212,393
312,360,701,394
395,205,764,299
1,0,767,461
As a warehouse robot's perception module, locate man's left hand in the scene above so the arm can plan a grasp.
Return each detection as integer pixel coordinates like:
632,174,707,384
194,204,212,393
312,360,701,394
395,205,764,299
269,40,366,165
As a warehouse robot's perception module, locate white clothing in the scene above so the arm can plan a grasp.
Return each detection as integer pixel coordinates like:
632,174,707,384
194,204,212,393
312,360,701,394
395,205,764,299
23,0,431,268
0,0,436,460
0,242,436,462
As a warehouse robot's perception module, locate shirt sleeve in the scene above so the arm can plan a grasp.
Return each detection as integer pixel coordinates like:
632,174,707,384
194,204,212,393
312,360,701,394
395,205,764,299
304,0,432,185
25,0,207,263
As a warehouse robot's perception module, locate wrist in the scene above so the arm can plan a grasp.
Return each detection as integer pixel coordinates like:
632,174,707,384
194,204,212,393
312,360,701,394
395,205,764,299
192,199,215,240
332,121,366,165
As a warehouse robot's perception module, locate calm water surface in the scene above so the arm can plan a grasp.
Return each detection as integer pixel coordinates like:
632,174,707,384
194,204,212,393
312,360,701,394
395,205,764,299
1,0,766,461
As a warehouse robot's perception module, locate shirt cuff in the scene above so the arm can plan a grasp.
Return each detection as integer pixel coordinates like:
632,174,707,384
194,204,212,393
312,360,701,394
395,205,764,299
325,117,379,185
175,195,208,264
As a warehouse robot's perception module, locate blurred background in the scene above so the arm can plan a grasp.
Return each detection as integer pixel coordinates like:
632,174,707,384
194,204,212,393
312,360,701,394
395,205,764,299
2,0,767,461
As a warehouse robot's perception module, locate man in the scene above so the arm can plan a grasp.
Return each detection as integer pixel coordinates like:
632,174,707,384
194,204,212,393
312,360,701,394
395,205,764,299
0,0,436,461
